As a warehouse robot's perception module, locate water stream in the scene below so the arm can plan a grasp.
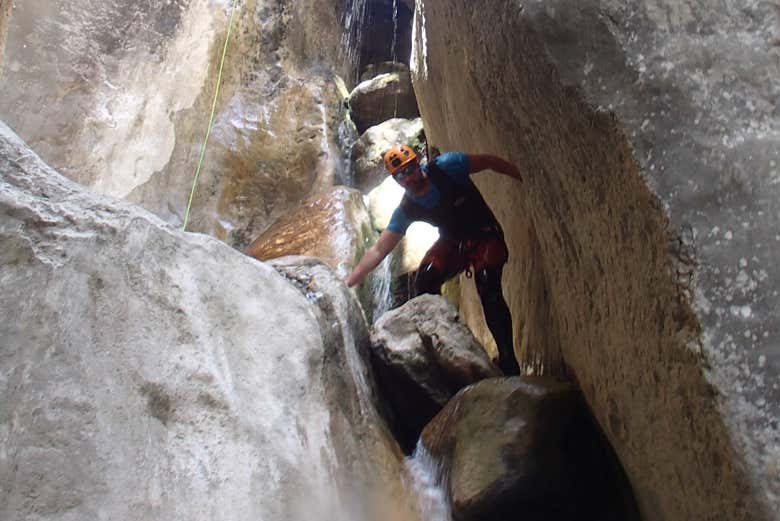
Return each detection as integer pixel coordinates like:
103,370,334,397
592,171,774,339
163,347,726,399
391,0,400,118
370,252,395,322
404,441,452,521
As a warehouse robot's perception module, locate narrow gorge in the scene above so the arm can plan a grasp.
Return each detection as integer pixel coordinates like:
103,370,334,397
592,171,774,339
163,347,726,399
1,1,778,521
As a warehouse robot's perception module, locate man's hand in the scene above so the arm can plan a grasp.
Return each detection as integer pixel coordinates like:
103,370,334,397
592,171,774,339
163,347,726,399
345,230,403,287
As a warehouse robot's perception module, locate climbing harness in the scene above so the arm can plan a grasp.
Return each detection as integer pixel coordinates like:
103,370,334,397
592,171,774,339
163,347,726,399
182,0,241,231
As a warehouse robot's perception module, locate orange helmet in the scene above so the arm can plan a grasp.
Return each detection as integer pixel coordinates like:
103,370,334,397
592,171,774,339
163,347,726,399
383,144,418,174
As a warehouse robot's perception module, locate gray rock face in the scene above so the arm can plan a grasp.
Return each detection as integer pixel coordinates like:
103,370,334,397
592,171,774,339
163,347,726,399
421,377,639,521
351,117,425,192
0,122,411,521
0,0,355,247
349,69,420,133
370,295,500,449
411,1,778,519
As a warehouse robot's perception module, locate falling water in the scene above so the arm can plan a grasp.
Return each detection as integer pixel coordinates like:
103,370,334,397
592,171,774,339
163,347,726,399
404,441,452,521
391,0,400,118
370,251,395,322
391,0,399,64
339,0,370,86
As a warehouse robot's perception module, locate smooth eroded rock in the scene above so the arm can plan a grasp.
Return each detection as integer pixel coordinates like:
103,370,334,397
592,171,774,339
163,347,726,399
0,121,410,521
411,1,778,518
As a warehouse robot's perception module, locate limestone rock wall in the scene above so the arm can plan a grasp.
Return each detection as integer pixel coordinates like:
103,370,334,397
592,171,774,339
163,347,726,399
0,0,356,247
0,121,412,521
411,1,778,519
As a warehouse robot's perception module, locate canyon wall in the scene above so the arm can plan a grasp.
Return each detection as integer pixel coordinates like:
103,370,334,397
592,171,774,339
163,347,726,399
411,1,779,519
0,0,355,246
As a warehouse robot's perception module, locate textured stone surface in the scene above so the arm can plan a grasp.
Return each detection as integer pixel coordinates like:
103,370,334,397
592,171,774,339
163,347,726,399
411,1,778,519
0,0,355,246
370,295,500,449
422,377,639,521
351,117,425,192
0,122,414,521
0,0,10,68
349,70,420,134
245,186,373,278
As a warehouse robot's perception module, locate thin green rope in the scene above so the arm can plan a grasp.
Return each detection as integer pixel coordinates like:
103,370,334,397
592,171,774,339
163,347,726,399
182,0,240,231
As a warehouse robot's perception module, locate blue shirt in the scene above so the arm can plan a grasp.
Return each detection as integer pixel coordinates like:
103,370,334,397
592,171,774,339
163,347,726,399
387,152,470,235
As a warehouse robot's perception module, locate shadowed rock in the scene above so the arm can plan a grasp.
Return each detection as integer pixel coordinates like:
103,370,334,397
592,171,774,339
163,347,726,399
422,377,640,521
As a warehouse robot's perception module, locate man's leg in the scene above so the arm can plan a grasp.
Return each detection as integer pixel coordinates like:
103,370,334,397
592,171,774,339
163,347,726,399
475,266,520,375
472,238,520,375
414,239,465,296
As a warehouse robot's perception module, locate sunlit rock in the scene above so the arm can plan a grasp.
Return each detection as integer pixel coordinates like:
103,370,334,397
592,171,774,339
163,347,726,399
0,122,413,521
370,295,499,449
349,68,419,133
421,377,639,521
0,0,355,247
245,186,373,278
352,117,424,192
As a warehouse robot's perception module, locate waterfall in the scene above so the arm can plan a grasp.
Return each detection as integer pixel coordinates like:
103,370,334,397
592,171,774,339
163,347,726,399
370,251,395,323
391,0,399,64
404,440,452,521
339,0,370,86
391,0,400,118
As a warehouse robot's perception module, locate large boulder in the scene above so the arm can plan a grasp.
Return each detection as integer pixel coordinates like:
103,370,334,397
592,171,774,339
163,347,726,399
0,122,414,521
412,1,778,519
349,69,420,134
370,295,500,449
421,377,639,521
245,186,373,278
0,0,356,247
351,117,425,192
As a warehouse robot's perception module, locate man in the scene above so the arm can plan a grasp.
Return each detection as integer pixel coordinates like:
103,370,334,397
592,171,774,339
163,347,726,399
345,144,523,375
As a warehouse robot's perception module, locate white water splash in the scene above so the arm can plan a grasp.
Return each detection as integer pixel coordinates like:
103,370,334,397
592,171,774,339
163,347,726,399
371,251,395,322
403,441,451,521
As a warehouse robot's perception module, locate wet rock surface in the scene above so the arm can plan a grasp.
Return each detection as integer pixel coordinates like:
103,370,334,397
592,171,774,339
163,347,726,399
245,186,373,278
421,377,639,521
0,122,409,521
370,295,500,449
412,0,778,519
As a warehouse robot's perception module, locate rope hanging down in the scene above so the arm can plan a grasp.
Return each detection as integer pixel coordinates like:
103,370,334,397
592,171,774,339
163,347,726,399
182,0,241,231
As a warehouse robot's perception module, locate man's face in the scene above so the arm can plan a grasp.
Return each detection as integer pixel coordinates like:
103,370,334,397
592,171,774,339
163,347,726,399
392,160,425,193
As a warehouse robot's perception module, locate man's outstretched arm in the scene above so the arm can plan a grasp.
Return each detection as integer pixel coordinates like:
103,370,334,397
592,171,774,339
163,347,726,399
467,154,523,182
345,229,403,287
